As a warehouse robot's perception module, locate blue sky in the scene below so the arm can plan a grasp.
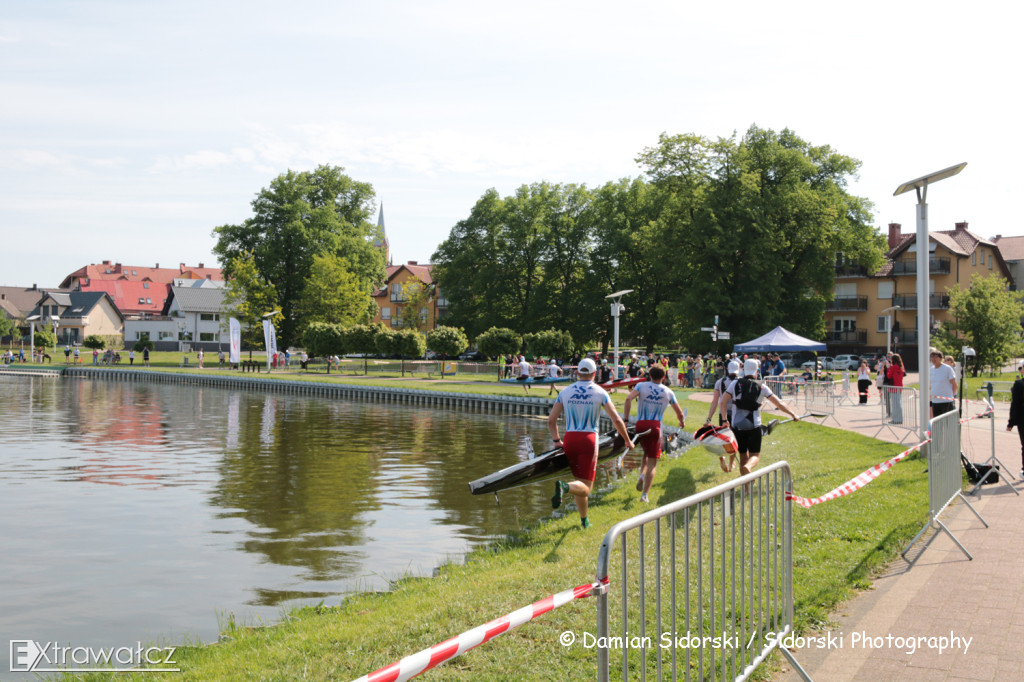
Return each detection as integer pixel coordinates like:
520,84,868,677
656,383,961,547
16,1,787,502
1,0,1018,287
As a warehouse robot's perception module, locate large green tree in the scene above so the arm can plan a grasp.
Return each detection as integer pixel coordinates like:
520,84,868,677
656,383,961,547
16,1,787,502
221,252,280,353
295,253,374,336
637,127,885,345
212,165,385,346
942,274,1024,375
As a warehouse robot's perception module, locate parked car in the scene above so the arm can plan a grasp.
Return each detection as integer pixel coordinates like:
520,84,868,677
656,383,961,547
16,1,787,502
457,350,489,362
832,354,860,371
800,356,834,371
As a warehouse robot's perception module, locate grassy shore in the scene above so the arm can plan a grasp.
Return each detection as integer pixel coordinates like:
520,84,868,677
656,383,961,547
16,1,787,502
55,386,927,681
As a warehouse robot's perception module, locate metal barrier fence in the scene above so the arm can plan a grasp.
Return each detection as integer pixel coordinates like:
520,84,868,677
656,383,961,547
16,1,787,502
762,376,798,400
801,381,838,425
594,461,810,681
902,410,987,561
875,385,919,442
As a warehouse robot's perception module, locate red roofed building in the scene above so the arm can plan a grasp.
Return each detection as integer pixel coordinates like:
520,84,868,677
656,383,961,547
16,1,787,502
59,260,224,318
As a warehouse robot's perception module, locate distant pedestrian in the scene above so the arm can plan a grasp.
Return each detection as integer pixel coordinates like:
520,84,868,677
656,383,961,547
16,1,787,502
516,355,532,391
886,354,906,424
856,360,871,405
1006,362,1024,479
129,349,135,366
143,347,150,367
929,348,957,418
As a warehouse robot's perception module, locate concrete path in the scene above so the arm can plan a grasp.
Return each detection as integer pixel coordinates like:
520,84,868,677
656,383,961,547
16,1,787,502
688,378,1024,681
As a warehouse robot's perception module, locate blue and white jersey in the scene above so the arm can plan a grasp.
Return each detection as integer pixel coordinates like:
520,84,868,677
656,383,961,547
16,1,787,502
556,381,612,432
634,381,678,422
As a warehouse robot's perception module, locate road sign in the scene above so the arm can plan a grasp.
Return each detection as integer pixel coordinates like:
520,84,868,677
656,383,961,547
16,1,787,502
700,327,715,332
717,332,731,340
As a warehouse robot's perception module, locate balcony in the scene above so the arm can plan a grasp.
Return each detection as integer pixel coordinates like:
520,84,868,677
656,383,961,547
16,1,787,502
891,258,951,276
834,264,868,277
890,293,950,310
825,295,868,311
830,330,867,344
892,330,919,345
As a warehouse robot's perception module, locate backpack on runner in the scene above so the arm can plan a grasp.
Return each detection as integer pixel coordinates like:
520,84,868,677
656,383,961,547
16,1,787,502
732,376,763,412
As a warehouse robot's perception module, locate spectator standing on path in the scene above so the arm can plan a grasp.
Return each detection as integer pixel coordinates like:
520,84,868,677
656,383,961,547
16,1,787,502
886,353,906,424
623,365,685,503
548,358,634,528
516,355,532,391
143,347,150,367
129,349,134,366
1006,362,1024,478
721,358,801,477
929,348,958,418
857,359,872,405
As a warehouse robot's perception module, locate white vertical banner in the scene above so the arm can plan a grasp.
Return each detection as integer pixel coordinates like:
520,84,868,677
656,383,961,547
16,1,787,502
263,319,277,358
229,318,241,364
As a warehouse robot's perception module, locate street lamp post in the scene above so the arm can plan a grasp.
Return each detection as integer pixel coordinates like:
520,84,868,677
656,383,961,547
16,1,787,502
881,305,901,354
50,315,60,354
959,346,976,417
894,162,966,445
605,290,633,380
26,314,40,362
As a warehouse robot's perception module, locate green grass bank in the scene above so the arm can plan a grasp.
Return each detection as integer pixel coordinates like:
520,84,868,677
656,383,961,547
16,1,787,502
53,385,928,681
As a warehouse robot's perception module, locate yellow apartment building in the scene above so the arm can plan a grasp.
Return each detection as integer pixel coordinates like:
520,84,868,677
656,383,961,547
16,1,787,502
370,261,449,331
825,222,1013,370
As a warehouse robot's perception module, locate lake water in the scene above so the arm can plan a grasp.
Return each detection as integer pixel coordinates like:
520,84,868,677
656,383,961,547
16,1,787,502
0,375,622,674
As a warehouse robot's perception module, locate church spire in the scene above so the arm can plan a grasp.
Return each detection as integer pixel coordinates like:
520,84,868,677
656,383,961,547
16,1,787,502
374,202,391,266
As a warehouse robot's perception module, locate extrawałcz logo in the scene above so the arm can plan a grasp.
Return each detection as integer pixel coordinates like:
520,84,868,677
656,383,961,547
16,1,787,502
10,640,179,673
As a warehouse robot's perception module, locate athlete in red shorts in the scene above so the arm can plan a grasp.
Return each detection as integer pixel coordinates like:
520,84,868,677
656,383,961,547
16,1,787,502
548,358,634,528
624,366,685,503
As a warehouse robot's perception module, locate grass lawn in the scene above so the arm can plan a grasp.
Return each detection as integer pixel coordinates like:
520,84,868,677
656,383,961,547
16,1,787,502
59,394,928,681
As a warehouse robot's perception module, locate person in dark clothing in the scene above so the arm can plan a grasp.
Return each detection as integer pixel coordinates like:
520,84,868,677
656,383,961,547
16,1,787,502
1006,362,1024,479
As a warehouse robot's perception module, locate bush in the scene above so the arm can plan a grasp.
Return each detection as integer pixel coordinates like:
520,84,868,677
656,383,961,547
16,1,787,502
83,335,107,350
475,327,522,359
133,339,155,352
426,326,469,359
33,329,56,350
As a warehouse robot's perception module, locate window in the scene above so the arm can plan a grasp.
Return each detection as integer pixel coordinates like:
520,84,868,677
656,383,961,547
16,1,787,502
143,282,150,289
146,298,152,304
158,331,175,340
381,307,391,320
138,332,150,342
877,316,890,333
877,281,893,299
199,332,216,342
139,298,145,304
834,318,856,331
972,251,977,265
989,254,993,270
390,283,406,302
200,313,219,321
131,270,137,276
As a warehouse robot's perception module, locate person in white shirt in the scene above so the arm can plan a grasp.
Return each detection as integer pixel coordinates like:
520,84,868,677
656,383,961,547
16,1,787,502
929,348,958,418
516,355,532,391
721,359,801,476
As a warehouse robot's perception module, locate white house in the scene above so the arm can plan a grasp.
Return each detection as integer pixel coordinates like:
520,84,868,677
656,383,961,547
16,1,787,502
124,282,232,351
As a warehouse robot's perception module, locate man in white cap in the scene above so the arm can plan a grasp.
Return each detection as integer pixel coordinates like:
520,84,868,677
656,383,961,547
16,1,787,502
516,355,532,391
721,358,801,476
706,359,741,472
548,357,635,528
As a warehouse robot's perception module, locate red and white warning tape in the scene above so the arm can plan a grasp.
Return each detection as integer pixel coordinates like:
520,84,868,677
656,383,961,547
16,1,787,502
354,579,607,682
786,437,929,509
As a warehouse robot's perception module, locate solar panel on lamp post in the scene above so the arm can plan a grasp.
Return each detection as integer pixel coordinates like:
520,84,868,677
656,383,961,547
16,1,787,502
605,290,633,381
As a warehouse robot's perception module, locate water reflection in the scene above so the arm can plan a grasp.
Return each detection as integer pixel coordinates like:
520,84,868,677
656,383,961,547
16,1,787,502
0,375,615,665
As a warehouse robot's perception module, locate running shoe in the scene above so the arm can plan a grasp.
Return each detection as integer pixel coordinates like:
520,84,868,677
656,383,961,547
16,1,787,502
635,474,645,492
581,517,591,529
640,493,649,503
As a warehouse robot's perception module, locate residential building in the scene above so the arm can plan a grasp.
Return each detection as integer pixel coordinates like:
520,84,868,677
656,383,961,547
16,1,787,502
825,221,1012,370
124,282,230,351
370,261,449,331
0,284,56,325
60,260,224,319
27,291,125,346
991,235,1024,291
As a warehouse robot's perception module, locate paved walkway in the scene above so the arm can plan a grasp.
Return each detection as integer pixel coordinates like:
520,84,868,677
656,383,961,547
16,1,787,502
690,377,1024,681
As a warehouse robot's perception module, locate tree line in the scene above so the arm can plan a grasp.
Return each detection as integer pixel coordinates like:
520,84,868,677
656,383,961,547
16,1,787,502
432,125,887,352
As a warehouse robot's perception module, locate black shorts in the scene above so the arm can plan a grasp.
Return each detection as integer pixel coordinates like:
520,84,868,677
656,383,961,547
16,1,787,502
931,401,955,417
733,427,763,455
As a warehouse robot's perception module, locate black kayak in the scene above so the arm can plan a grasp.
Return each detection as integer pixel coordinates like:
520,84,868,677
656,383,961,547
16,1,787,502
468,428,652,495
